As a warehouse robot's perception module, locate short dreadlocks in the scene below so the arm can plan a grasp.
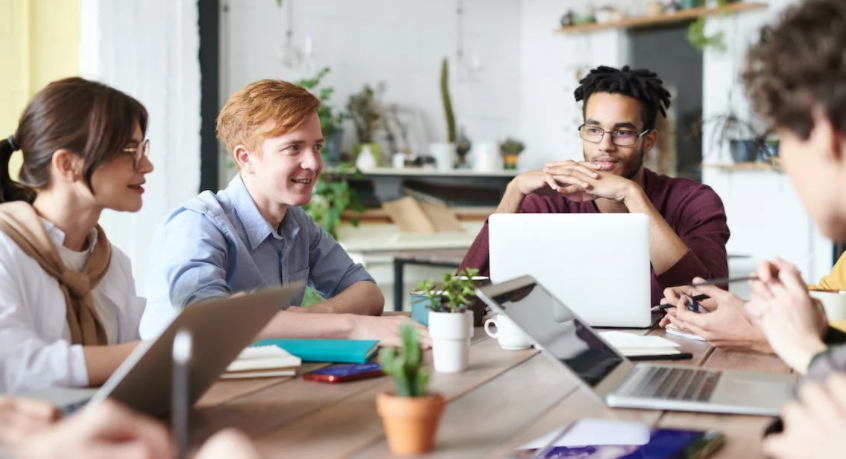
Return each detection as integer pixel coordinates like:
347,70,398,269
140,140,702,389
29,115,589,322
574,66,671,131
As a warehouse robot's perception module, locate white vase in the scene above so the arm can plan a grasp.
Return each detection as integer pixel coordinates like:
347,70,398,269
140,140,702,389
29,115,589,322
429,142,455,172
356,144,377,170
471,141,501,172
428,310,471,373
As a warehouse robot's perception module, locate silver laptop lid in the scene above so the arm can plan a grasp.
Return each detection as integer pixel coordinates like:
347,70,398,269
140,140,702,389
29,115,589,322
488,213,651,327
88,284,302,417
476,275,635,400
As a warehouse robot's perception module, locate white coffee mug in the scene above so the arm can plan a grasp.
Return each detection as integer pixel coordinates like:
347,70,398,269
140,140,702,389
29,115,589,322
810,290,846,322
484,314,532,350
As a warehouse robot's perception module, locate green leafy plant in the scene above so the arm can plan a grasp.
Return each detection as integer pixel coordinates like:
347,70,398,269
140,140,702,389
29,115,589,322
379,323,429,397
303,161,365,239
297,68,346,136
687,17,726,52
347,85,381,143
440,58,456,143
418,268,480,314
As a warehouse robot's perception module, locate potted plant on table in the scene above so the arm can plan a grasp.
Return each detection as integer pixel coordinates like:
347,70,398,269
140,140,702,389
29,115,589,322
418,268,481,373
377,323,446,456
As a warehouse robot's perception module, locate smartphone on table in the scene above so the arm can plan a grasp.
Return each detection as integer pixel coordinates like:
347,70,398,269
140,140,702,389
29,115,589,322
510,418,723,459
302,363,384,383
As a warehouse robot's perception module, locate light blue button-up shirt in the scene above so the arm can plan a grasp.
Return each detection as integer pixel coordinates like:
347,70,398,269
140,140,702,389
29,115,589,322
139,175,374,338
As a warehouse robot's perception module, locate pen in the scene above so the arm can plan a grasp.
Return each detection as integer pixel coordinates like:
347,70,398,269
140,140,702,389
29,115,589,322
653,294,709,311
628,352,693,362
687,275,759,286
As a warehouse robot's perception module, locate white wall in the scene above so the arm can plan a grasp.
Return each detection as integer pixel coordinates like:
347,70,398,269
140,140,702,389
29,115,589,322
518,0,629,170
79,0,202,296
222,0,521,165
700,0,834,285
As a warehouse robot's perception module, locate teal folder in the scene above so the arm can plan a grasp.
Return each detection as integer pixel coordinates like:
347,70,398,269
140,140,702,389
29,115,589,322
252,339,379,364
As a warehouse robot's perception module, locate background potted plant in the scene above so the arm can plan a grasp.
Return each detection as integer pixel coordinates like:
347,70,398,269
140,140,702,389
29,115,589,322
430,57,457,171
699,111,766,164
499,138,524,170
417,268,480,373
298,67,346,165
347,84,382,166
377,323,445,456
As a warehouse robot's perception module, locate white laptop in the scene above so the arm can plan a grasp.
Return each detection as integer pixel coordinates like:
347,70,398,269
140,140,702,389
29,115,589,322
489,213,651,327
25,284,301,417
476,276,796,416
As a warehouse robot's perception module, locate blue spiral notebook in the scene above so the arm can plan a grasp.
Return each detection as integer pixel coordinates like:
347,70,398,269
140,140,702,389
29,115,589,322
251,339,379,364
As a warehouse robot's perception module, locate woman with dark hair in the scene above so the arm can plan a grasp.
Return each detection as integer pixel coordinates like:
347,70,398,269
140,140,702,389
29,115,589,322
0,77,153,394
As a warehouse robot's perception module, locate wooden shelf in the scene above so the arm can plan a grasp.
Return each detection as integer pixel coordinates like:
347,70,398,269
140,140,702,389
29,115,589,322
556,2,768,34
324,167,519,178
701,162,779,171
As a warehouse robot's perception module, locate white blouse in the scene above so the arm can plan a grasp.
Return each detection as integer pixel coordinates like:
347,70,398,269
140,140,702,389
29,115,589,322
0,221,145,394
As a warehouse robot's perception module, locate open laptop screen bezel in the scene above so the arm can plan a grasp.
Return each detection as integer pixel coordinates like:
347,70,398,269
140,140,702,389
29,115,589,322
476,275,636,401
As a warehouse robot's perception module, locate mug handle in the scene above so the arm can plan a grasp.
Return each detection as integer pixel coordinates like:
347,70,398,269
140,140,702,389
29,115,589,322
484,318,499,338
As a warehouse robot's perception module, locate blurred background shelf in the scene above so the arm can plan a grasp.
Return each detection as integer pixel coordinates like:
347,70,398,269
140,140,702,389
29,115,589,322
701,162,779,171
556,2,768,34
324,167,519,178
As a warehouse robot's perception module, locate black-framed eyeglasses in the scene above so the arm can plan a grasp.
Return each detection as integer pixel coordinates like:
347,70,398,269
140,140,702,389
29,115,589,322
122,139,150,170
578,124,650,147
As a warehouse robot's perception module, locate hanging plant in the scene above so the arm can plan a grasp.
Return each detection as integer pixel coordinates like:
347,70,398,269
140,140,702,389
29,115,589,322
687,17,726,52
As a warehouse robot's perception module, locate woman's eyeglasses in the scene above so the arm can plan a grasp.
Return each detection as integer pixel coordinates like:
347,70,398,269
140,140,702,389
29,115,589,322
122,139,150,170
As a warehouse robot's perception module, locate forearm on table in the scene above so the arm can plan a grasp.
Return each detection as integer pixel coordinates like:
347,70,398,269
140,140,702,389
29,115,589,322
306,282,384,315
82,342,141,387
255,311,356,340
624,188,689,275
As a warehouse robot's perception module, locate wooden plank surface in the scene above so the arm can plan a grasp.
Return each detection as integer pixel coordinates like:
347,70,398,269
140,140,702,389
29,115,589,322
193,322,791,458
250,337,536,458
352,353,577,459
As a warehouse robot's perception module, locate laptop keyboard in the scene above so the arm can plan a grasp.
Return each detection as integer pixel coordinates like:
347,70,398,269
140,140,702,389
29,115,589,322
619,366,722,402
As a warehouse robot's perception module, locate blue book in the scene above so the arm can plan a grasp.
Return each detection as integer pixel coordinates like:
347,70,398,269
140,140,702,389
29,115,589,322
252,339,379,364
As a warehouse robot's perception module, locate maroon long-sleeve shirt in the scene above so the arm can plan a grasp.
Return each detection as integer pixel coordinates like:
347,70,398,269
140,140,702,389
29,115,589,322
459,168,730,305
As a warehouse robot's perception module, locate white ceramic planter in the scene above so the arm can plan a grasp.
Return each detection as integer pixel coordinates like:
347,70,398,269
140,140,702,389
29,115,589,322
428,311,472,373
429,142,456,171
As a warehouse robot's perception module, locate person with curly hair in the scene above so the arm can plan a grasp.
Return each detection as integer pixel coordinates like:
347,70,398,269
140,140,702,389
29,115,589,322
726,1,846,456
460,65,730,307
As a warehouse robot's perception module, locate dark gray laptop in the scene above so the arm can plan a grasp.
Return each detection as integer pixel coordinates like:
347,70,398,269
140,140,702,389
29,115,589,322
476,276,796,416
25,285,300,417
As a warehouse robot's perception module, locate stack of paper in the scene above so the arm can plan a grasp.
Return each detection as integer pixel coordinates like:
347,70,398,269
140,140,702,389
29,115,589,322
221,345,302,379
598,331,681,357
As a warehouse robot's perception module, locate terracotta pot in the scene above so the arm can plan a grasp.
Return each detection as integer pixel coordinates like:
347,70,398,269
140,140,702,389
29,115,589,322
377,392,446,456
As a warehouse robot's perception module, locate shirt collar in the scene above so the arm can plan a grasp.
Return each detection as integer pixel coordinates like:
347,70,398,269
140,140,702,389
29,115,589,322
226,175,300,250
40,218,99,255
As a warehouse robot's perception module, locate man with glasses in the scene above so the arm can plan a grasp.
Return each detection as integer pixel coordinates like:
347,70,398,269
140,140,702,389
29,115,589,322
459,65,730,305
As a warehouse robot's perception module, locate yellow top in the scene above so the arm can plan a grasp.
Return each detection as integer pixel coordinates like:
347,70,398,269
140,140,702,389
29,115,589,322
810,253,846,291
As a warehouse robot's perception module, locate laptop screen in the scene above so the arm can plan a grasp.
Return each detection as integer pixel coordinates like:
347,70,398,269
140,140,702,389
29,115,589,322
490,281,625,387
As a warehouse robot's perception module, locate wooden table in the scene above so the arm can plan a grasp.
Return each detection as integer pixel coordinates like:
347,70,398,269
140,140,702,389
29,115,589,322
190,326,789,458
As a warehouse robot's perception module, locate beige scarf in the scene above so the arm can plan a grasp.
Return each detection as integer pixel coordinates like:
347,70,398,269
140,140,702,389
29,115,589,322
0,202,111,345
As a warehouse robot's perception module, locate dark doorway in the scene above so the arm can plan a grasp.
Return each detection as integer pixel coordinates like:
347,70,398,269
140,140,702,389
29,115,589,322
198,0,220,192
630,25,703,182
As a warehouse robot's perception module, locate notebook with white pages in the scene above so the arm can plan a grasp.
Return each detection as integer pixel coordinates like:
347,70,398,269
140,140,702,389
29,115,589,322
598,331,682,357
221,345,302,379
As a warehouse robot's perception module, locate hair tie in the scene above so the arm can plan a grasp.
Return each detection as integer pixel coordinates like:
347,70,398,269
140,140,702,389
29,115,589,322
7,136,19,152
